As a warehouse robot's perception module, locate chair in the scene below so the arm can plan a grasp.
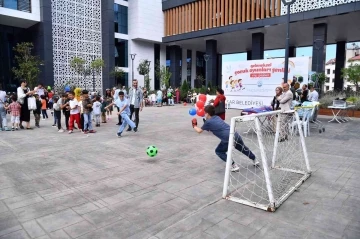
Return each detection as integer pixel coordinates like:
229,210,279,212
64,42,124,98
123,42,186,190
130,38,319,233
292,107,313,137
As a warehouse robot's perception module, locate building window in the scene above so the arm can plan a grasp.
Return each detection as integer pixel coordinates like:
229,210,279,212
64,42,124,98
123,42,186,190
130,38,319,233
332,78,335,83
326,69,330,74
332,70,335,74
115,39,128,67
187,50,191,85
114,4,128,34
326,86,329,91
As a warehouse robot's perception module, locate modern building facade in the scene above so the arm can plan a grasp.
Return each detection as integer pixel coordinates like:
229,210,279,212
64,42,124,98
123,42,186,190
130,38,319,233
1,0,360,93
0,0,166,93
162,0,360,91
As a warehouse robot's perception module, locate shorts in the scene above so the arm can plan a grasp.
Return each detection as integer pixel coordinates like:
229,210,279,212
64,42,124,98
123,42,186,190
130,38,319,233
157,99,162,104
11,116,20,124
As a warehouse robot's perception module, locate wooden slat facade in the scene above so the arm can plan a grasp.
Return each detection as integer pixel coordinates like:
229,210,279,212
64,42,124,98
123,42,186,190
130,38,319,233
164,0,281,36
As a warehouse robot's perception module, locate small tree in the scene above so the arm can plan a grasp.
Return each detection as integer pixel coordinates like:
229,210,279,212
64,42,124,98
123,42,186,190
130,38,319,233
342,63,360,91
137,59,151,90
110,68,125,86
90,58,105,92
155,61,171,89
12,42,42,89
70,57,86,87
180,79,190,101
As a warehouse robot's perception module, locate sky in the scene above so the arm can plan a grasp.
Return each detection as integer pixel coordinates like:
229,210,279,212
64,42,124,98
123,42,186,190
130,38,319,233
222,42,359,63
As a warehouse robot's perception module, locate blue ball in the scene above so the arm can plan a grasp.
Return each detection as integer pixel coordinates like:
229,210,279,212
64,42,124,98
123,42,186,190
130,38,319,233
189,108,197,116
64,86,70,92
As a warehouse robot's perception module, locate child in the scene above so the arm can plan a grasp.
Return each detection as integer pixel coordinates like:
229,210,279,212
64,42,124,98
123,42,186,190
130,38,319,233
6,95,21,131
192,105,259,172
101,97,108,123
33,94,42,128
78,94,84,131
53,97,64,132
67,91,82,134
40,95,48,119
156,89,162,107
92,96,101,127
105,91,137,137
81,90,95,134
60,93,70,130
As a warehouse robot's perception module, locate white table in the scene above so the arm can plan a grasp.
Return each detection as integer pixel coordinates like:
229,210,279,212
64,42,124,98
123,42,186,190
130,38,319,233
327,105,355,123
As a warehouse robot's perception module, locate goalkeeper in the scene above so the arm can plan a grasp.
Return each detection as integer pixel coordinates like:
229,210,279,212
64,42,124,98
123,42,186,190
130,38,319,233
192,105,259,171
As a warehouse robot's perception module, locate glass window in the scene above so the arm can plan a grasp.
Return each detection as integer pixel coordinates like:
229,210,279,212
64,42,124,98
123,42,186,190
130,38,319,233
4,0,18,10
114,4,128,34
327,69,330,74
115,39,128,67
187,50,191,84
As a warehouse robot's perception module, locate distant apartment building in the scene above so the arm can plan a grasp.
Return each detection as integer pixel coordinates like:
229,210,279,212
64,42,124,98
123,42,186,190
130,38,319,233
324,45,360,92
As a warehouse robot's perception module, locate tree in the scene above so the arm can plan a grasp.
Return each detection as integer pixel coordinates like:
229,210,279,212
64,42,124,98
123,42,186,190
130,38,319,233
155,60,171,89
12,42,42,89
90,58,105,92
70,57,86,87
180,79,190,101
137,59,151,90
342,63,360,91
110,68,125,86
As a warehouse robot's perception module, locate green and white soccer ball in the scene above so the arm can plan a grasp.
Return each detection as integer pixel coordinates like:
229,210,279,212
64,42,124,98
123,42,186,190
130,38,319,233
146,145,158,157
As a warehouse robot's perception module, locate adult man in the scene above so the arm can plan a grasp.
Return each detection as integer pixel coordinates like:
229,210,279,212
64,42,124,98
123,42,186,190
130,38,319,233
300,84,309,103
308,86,319,102
127,79,143,131
276,83,293,142
192,105,259,171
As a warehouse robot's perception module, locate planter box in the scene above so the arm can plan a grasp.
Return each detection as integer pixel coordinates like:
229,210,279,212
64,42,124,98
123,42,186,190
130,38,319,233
319,108,360,118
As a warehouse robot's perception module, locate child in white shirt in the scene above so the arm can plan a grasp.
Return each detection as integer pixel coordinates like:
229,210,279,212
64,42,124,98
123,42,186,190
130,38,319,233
92,96,102,127
68,92,81,134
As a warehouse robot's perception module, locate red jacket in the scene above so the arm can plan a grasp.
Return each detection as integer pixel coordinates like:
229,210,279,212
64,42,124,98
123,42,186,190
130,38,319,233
214,94,226,107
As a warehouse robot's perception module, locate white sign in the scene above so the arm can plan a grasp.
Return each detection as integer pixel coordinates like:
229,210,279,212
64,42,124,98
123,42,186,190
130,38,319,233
222,57,310,109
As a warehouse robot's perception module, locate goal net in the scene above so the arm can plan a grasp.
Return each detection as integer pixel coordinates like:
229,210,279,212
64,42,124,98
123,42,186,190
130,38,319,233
222,110,311,212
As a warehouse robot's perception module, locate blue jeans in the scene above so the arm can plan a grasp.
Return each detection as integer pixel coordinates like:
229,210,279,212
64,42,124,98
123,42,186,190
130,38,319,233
0,104,7,129
118,113,136,134
215,133,256,163
83,112,93,130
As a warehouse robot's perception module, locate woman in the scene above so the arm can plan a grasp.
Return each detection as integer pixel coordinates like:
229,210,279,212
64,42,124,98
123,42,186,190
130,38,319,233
17,80,35,129
175,88,180,104
271,87,283,111
212,88,226,120
143,88,149,106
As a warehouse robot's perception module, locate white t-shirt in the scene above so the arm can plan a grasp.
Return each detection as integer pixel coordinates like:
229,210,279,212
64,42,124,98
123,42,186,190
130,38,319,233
308,90,319,102
78,100,84,114
69,99,79,115
131,88,136,105
92,101,101,115
156,90,162,100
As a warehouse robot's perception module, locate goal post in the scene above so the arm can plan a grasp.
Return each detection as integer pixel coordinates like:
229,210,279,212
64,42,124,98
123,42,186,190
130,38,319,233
222,110,311,212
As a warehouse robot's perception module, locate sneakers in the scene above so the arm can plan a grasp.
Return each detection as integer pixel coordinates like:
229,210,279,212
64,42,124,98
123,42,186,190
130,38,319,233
133,127,138,132
83,130,88,134
68,130,73,134
126,128,132,132
253,159,260,167
89,130,96,133
231,164,240,172
15,127,18,130
52,124,56,127
11,127,14,131
58,129,64,133
117,132,122,138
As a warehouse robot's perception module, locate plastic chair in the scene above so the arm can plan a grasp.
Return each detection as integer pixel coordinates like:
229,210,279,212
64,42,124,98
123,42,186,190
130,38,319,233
292,107,312,137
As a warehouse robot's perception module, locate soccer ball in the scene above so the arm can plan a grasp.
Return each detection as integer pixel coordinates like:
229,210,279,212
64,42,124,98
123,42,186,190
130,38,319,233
146,145,158,157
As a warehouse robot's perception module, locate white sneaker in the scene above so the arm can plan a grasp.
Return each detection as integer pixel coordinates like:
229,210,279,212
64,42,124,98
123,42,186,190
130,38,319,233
58,129,64,133
231,164,240,172
253,159,260,167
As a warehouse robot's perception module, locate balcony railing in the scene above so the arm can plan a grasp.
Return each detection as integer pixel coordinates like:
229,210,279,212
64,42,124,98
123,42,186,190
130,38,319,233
164,0,360,37
0,0,31,13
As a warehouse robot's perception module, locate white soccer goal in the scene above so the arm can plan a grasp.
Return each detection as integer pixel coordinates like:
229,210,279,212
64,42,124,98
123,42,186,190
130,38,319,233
222,110,311,212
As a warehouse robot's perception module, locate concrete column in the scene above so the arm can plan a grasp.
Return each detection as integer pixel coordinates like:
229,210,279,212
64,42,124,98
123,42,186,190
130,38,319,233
191,49,196,88
181,48,187,84
312,23,327,73
217,54,222,87
334,41,346,91
289,46,296,58
101,0,115,92
169,45,181,88
251,33,264,60
247,50,252,60
206,39,218,87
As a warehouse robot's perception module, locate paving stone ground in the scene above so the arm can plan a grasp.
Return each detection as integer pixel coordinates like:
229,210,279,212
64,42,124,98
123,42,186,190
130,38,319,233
0,105,359,239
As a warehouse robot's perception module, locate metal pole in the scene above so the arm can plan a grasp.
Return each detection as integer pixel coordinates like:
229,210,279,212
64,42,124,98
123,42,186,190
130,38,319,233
283,4,291,84
132,58,134,81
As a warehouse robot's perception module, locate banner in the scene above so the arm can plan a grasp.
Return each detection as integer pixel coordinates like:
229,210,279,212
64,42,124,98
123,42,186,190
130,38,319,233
222,57,310,109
